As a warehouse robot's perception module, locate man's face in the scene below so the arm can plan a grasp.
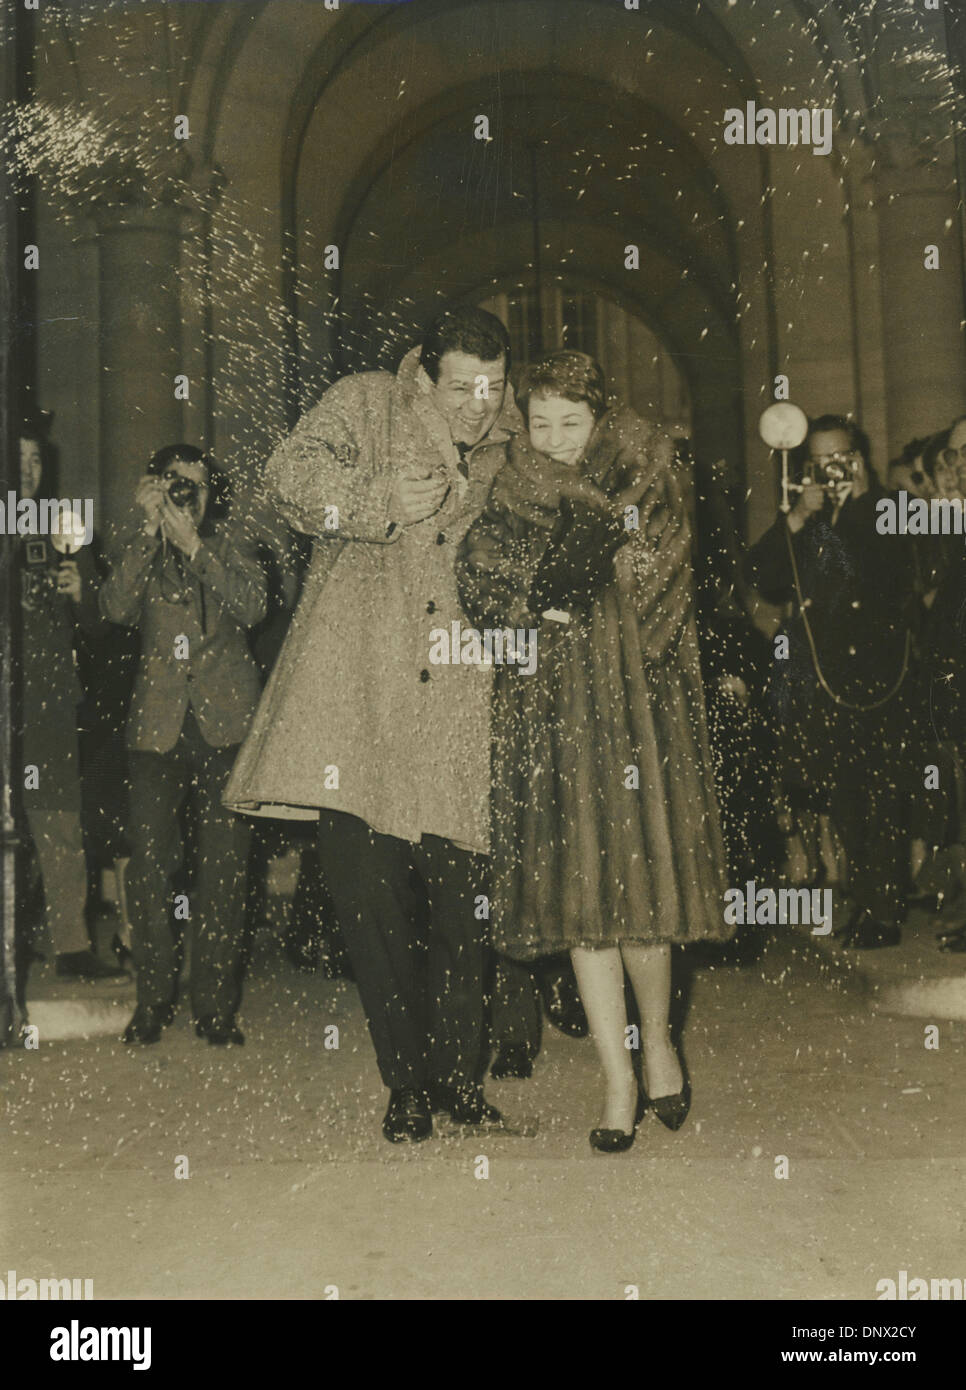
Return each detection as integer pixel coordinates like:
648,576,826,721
947,419,966,494
19,438,42,500
807,427,863,490
162,457,209,528
431,351,506,447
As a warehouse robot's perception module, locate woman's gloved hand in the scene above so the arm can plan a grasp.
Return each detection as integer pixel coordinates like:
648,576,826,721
528,499,630,613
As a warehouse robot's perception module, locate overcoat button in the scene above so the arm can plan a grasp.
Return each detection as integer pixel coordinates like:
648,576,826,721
420,669,431,683
436,532,446,545
426,601,437,614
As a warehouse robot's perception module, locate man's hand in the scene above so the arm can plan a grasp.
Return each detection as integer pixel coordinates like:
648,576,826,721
135,474,166,536
55,559,81,602
389,474,449,527
160,496,201,558
787,480,825,533
848,454,869,500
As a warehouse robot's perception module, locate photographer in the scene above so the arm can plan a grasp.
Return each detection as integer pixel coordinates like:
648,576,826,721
744,414,921,949
15,422,125,981
100,445,266,1044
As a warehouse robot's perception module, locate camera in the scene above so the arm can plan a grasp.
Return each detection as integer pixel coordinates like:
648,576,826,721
808,451,859,496
163,470,200,509
23,538,59,604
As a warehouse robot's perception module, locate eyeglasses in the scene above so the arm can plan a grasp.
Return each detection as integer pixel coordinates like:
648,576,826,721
808,451,859,467
941,444,966,468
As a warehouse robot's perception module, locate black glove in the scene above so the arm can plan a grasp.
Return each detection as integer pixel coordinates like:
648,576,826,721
528,500,628,613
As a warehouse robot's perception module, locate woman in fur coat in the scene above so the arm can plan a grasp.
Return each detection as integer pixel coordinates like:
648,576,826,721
456,352,730,1151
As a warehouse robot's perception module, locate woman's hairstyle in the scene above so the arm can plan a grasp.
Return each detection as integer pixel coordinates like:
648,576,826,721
146,442,231,520
418,304,511,384
922,429,951,481
20,413,58,492
517,350,608,422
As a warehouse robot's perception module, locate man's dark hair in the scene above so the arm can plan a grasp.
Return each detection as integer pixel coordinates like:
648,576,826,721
518,350,608,422
922,429,951,482
807,413,872,472
147,442,231,521
419,305,510,384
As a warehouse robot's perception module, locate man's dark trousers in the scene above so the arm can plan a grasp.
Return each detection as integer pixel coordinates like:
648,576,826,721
317,810,488,1091
127,708,251,1020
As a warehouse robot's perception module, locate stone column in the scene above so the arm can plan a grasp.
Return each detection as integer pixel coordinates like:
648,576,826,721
871,121,966,448
95,198,186,533
863,2,966,450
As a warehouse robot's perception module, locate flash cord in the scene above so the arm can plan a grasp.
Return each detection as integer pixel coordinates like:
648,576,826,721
784,522,910,712
156,533,207,635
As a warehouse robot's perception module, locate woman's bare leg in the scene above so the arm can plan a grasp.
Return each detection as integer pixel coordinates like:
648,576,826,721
620,943,683,1099
570,946,637,1131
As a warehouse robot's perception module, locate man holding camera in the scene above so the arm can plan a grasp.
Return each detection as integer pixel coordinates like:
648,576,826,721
15,423,125,981
100,445,266,1044
745,414,921,949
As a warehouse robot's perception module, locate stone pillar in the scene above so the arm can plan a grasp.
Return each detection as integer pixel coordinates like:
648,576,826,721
95,200,186,533
864,1,966,450
872,125,966,448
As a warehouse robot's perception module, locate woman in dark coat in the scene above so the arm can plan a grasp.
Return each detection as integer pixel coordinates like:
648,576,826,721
456,352,729,1151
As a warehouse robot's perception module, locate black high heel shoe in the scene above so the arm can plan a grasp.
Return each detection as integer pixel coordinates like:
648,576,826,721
649,1081,691,1132
589,1090,647,1153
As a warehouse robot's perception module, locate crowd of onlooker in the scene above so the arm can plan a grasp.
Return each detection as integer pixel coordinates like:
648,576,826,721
695,409,966,953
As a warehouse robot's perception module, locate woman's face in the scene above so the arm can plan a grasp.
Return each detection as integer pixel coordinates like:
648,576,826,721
20,438,42,499
933,456,960,500
527,394,596,467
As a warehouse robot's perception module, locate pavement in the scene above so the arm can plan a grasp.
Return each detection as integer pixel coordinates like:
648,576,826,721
787,849,966,1021
2,919,964,1300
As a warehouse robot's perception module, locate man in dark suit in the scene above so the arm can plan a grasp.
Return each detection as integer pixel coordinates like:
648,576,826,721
744,415,921,949
100,445,266,1044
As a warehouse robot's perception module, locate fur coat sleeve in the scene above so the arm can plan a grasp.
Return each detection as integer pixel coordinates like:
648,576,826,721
456,408,695,661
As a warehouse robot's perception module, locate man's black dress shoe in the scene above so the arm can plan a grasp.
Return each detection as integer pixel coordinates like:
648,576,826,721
195,1016,245,1046
122,1004,173,1045
57,949,126,980
433,1083,503,1126
539,963,589,1038
836,908,901,950
490,1044,533,1080
937,924,966,952
383,1087,433,1143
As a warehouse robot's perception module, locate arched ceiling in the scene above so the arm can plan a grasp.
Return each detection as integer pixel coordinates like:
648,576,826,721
332,78,739,328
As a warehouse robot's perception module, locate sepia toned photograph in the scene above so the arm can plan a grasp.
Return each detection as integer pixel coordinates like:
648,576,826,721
2,0,966,1331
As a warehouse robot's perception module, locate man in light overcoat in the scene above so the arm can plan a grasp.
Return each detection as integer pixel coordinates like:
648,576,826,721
225,306,519,1141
